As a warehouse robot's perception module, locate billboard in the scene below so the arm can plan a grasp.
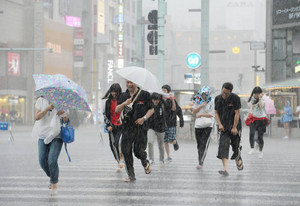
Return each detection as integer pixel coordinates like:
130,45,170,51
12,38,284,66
8,52,20,76
273,0,300,25
44,19,73,78
65,16,81,27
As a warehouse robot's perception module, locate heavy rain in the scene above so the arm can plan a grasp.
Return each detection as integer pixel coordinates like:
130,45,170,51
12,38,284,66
0,0,300,205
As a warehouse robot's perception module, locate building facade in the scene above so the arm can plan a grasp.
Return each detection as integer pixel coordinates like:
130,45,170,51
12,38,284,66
266,0,300,109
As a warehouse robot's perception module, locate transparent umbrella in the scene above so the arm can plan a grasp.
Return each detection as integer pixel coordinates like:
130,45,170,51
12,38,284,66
115,66,161,93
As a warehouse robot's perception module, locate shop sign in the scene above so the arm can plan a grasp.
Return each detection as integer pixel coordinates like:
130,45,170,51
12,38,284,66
66,16,81,27
8,52,20,76
273,0,300,25
107,60,114,83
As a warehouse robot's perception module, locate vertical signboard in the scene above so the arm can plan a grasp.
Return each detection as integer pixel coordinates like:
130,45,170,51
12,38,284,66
97,0,105,34
118,0,124,68
73,27,84,68
8,52,20,76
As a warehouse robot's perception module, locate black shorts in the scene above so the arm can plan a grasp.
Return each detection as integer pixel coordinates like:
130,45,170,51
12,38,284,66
217,131,241,160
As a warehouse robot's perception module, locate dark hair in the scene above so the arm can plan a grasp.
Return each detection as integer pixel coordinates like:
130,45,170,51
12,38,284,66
248,86,263,102
151,92,162,100
102,83,122,100
162,84,171,93
222,82,233,92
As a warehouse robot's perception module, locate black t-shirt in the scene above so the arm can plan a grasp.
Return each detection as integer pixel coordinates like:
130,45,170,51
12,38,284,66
214,93,242,132
118,89,153,128
148,101,165,133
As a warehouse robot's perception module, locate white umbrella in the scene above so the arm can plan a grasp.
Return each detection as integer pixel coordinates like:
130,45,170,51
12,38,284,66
115,66,162,93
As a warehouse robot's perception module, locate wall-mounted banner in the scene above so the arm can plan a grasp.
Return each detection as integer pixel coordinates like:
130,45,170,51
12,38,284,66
8,52,20,76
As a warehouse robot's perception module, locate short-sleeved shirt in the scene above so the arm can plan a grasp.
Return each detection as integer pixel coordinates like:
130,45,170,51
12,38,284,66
32,97,68,140
118,89,153,128
214,93,241,132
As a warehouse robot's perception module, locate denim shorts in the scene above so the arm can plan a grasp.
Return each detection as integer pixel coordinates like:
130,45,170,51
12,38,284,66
164,126,176,143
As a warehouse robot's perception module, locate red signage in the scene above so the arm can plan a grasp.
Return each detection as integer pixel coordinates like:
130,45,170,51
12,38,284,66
8,52,20,76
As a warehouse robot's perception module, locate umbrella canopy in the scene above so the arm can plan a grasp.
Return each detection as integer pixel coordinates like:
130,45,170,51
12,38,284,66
264,95,276,115
115,66,161,93
33,74,91,112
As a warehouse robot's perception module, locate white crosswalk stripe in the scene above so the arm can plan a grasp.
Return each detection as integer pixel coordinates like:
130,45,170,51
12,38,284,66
1,128,300,206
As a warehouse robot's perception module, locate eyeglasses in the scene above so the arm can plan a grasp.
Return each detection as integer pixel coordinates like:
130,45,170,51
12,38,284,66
221,91,231,97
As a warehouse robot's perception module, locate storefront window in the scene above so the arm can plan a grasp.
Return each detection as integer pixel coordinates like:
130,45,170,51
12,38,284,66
0,96,25,124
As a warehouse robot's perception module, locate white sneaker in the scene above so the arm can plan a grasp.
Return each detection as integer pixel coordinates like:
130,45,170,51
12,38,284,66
283,136,289,139
248,149,254,155
259,151,263,159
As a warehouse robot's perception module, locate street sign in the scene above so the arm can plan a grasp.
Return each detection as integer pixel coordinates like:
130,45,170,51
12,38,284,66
186,52,201,69
250,42,265,50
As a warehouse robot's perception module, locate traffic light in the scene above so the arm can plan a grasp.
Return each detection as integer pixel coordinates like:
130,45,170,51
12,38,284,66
147,10,158,55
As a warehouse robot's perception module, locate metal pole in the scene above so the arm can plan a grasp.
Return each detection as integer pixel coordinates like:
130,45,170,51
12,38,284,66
158,0,166,85
136,0,143,67
201,0,209,86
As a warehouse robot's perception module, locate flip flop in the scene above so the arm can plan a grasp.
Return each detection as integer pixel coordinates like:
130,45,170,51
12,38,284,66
218,170,229,176
236,156,244,171
144,162,151,174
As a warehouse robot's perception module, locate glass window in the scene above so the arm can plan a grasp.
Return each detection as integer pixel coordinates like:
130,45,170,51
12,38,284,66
273,39,286,60
293,29,300,54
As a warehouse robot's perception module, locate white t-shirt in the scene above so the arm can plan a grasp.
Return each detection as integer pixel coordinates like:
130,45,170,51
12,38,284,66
32,97,67,140
193,99,215,128
250,98,267,118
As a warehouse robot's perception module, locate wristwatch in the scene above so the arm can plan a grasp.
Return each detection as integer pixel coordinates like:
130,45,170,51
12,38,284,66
143,116,147,121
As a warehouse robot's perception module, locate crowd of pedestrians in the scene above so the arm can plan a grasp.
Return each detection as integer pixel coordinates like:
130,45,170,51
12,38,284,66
32,79,300,196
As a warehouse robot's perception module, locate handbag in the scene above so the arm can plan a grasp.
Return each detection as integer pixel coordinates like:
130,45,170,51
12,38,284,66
61,119,74,162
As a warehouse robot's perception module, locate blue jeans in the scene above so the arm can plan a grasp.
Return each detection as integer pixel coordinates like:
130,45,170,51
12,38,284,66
38,138,63,184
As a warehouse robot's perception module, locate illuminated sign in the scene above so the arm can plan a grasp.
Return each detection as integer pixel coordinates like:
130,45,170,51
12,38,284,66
8,52,20,76
97,0,105,34
296,60,300,73
232,46,240,54
65,16,81,27
107,60,114,83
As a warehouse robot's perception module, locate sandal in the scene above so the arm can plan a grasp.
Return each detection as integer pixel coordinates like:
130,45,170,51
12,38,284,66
144,162,151,174
236,157,244,171
218,170,229,176
124,177,136,183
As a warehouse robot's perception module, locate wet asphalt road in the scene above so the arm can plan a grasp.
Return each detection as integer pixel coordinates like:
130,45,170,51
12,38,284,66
0,125,300,206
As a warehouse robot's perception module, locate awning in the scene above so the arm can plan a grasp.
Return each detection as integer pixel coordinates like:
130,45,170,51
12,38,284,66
263,78,300,91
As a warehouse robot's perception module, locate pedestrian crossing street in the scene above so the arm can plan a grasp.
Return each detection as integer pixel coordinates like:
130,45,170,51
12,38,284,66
1,139,300,206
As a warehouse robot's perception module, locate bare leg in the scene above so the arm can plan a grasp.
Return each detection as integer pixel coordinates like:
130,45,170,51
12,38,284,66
222,158,228,171
164,142,170,158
